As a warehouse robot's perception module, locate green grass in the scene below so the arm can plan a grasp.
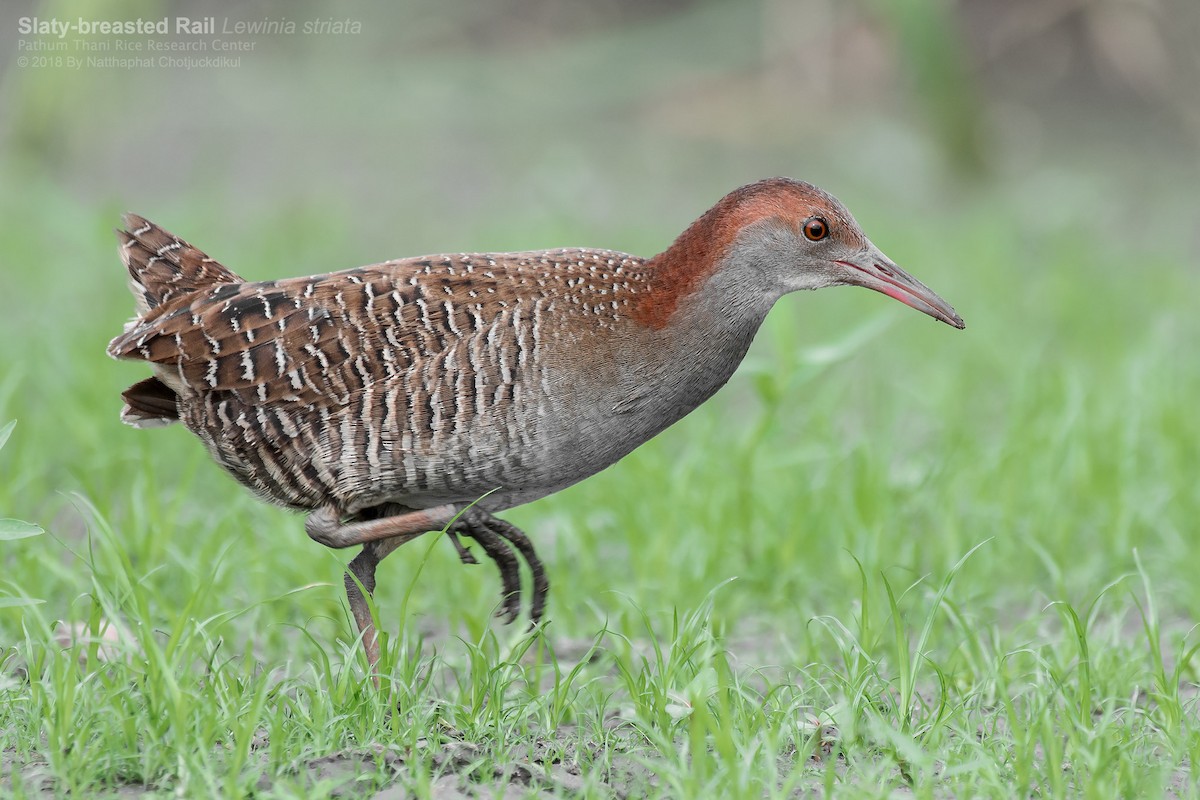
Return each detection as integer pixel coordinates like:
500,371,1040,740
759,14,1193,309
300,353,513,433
2,167,1199,799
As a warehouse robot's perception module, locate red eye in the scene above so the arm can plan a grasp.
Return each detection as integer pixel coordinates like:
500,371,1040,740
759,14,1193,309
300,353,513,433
803,217,828,241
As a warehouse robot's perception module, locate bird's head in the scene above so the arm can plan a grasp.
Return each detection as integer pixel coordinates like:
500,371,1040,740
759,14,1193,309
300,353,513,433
650,178,965,330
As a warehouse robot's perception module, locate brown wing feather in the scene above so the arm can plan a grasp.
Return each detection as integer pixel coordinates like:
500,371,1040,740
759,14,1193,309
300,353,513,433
108,235,653,510
108,266,437,408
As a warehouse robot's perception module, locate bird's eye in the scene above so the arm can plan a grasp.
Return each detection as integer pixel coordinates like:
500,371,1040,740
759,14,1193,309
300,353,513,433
803,217,828,242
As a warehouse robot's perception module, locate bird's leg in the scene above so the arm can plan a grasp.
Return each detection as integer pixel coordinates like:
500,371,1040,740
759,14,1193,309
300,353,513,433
307,504,457,687
344,542,383,687
304,503,458,549
344,531,412,688
305,503,551,684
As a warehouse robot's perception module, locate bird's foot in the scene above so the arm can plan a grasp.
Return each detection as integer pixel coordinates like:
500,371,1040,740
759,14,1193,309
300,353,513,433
452,509,549,628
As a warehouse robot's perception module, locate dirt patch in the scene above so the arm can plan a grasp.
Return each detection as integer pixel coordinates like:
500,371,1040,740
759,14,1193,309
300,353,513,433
2,725,654,799
366,725,656,799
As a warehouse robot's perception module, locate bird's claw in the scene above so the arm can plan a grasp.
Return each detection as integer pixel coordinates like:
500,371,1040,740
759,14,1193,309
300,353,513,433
453,510,548,628
447,530,479,565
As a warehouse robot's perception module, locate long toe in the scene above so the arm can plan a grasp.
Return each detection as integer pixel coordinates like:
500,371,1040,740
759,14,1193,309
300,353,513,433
458,521,522,624
487,517,549,626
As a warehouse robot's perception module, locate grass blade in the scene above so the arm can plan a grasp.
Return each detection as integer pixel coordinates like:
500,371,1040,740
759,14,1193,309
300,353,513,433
0,518,43,539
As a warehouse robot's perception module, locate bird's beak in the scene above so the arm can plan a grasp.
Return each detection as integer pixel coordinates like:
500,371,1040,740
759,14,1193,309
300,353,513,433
835,248,965,330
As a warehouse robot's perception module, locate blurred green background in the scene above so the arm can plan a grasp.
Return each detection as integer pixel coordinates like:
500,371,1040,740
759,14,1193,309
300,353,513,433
4,0,1200,795
3,0,1200,640
5,0,1198,245
3,0,1200,650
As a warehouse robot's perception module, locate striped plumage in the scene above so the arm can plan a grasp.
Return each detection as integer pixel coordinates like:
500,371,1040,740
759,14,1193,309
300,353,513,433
108,228,706,517
108,178,964,684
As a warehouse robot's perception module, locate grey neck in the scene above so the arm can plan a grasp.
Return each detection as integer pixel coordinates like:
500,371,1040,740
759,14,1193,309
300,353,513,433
619,253,782,430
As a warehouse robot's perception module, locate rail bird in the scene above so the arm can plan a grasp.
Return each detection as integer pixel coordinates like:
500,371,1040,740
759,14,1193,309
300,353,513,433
107,178,964,683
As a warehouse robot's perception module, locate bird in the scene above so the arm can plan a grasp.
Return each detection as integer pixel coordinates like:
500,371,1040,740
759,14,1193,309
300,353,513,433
107,177,964,685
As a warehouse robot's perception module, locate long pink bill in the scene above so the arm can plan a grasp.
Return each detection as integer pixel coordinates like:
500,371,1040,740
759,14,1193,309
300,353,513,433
836,256,965,329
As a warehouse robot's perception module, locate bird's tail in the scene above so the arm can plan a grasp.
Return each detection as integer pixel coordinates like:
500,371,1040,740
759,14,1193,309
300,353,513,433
116,213,243,316
110,215,245,428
